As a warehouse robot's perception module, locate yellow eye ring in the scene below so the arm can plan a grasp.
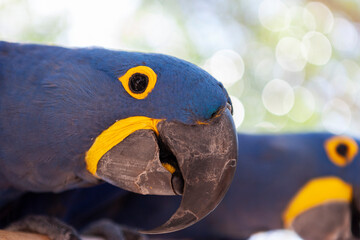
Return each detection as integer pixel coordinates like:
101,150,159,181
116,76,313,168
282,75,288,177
324,136,358,167
118,66,157,99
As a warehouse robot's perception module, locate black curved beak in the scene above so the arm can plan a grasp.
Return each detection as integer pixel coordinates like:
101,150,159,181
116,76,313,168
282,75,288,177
96,108,237,234
142,108,237,233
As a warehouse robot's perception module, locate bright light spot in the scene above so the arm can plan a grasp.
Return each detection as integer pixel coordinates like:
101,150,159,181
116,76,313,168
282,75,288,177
0,3,29,39
0,0,143,48
255,58,276,86
204,49,245,87
305,2,334,34
330,63,350,96
250,230,303,240
258,0,290,32
276,37,306,72
135,11,183,51
255,117,288,132
342,60,360,92
230,95,245,128
322,99,352,134
289,6,316,32
301,31,332,65
243,90,267,124
255,122,278,132
342,60,360,100
262,79,294,116
353,91,360,110
64,0,140,48
247,43,273,70
289,87,315,122
342,59,360,80
306,76,333,105
186,11,234,55
28,0,67,17
279,70,305,87
330,17,359,53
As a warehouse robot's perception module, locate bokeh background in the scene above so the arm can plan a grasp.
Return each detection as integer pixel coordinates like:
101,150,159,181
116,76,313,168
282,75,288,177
1,0,360,239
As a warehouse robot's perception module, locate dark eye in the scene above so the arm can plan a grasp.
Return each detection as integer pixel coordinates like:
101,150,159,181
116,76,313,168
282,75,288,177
336,143,348,157
129,73,149,94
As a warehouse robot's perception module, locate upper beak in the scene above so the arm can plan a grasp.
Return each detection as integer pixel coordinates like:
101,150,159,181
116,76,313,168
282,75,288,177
96,108,238,233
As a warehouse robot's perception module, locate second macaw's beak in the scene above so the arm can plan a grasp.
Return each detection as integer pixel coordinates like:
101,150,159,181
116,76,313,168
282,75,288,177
95,108,238,233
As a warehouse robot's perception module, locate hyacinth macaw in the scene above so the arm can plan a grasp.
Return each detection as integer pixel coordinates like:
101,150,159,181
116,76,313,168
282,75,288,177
6,133,360,240
0,41,238,239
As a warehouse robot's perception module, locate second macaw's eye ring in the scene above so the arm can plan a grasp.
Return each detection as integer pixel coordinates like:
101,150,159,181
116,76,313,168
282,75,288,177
324,136,359,167
129,73,149,94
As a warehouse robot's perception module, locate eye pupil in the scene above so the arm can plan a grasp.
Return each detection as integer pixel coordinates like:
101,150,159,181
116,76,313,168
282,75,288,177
336,143,348,157
129,73,149,94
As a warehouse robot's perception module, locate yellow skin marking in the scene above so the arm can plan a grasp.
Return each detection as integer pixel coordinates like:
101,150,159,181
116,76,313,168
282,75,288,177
162,163,176,174
118,66,157,100
85,116,163,176
324,136,358,167
196,121,209,125
196,107,225,125
283,177,352,228
86,66,160,176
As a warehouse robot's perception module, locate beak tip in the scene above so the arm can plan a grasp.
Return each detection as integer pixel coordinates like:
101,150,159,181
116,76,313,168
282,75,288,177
140,210,198,234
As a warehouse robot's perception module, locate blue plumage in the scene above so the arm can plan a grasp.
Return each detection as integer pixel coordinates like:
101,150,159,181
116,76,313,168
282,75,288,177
5,41,355,239
4,132,358,239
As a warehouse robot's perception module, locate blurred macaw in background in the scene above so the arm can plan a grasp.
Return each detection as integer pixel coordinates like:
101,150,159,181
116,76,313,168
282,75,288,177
4,132,360,240
0,41,238,239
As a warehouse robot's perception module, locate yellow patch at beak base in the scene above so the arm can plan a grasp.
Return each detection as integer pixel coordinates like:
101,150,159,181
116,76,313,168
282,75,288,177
85,116,163,176
282,177,352,228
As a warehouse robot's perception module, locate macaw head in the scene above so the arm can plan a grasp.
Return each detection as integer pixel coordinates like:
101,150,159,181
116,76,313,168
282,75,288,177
75,49,238,233
268,133,360,231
